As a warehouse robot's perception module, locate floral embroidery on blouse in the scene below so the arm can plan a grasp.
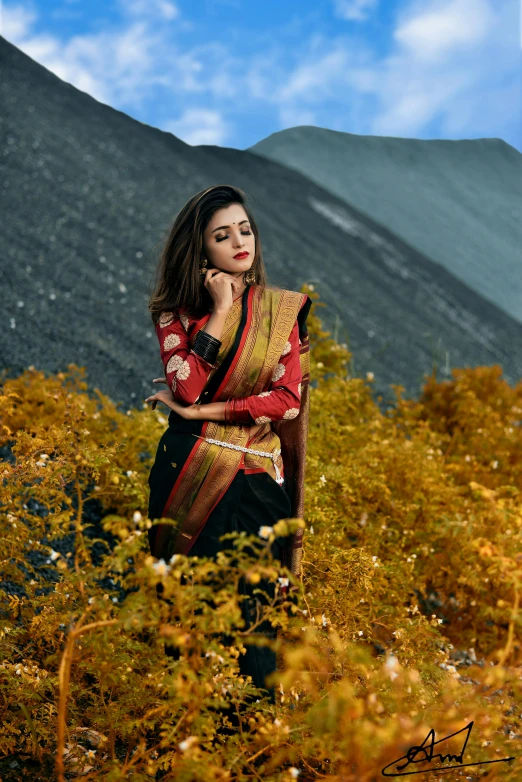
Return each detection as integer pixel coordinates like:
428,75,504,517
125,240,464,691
159,311,175,328
283,408,299,419
254,415,272,424
272,363,286,383
156,310,216,403
297,382,302,396
258,390,272,397
281,340,292,356
166,354,184,375
164,333,181,351
176,359,191,380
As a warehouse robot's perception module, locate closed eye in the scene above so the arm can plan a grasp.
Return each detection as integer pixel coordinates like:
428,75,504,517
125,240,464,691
216,230,252,243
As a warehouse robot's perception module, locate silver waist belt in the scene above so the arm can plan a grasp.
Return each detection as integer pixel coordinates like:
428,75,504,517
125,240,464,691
192,434,284,485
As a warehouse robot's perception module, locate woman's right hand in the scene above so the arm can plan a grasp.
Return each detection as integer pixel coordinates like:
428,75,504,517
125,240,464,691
203,268,241,312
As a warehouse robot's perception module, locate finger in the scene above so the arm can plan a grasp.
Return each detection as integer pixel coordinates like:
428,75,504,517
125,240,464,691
152,377,167,384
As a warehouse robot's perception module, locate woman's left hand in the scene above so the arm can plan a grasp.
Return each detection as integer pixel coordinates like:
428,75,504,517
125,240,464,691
145,377,198,419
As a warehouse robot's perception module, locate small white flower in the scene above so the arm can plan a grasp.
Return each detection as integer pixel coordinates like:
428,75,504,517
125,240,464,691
491,460,498,469
152,559,171,577
49,550,60,561
309,525,314,535
366,371,374,381
280,341,292,357
322,614,330,627
88,597,95,605
178,735,197,752
358,630,363,636
385,653,400,681
319,474,326,485
258,526,274,539
278,577,289,587
133,511,142,523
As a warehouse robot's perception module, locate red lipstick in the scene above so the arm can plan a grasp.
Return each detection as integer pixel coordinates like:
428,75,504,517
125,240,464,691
234,251,249,259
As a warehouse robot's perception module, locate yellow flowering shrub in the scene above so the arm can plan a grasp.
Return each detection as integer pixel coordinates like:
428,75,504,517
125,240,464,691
0,285,521,780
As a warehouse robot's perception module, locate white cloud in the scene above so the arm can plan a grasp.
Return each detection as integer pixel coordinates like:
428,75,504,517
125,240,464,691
163,107,230,145
245,36,374,105
0,2,37,39
394,0,493,62
333,0,379,21
279,106,317,129
369,0,519,137
118,0,180,21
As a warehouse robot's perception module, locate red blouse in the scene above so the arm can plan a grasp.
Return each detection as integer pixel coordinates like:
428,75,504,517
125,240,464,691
155,307,302,426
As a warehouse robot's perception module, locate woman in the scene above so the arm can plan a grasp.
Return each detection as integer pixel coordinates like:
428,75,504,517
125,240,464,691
145,184,312,702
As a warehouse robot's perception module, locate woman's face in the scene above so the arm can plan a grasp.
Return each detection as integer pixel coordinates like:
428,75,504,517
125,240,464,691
202,203,256,277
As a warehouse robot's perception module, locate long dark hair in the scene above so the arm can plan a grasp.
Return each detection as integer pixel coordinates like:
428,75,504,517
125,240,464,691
148,184,269,325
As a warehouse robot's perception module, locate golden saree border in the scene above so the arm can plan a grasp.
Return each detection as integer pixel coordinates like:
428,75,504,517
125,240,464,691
159,286,308,560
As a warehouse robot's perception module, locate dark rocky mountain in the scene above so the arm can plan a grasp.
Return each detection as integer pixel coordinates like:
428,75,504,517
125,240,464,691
1,35,521,413
249,127,522,325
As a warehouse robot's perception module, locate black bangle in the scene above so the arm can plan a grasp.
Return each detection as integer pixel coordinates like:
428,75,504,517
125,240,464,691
192,330,221,364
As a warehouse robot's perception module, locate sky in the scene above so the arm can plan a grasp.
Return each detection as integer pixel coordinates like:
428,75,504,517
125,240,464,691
1,0,521,152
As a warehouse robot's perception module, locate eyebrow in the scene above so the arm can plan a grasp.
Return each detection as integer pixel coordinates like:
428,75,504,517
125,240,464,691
211,219,250,233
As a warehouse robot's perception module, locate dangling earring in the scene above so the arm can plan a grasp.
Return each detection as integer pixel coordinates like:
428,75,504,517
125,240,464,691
199,257,208,280
245,265,256,285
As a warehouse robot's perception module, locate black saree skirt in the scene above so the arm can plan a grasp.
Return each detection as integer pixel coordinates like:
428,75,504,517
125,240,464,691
148,422,292,704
